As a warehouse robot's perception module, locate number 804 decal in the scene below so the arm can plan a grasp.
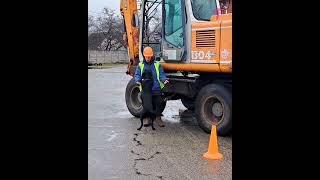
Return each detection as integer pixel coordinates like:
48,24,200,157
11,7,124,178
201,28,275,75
191,50,216,60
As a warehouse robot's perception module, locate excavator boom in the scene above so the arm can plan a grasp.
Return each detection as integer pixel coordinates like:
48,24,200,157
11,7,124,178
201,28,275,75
120,0,140,75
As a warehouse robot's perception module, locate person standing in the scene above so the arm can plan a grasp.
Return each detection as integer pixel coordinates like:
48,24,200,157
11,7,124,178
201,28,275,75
134,47,169,127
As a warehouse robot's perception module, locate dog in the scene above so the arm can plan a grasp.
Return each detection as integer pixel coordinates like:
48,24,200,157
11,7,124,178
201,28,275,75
137,70,156,131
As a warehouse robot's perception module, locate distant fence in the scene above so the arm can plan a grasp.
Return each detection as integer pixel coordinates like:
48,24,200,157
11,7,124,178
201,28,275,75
88,50,129,64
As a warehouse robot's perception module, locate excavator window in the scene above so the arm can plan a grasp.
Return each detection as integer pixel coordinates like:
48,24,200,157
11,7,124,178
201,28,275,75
163,0,183,48
190,0,217,21
132,14,137,27
131,11,139,27
141,0,163,58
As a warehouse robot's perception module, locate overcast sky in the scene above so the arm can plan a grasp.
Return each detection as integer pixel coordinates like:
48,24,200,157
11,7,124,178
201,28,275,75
88,0,120,16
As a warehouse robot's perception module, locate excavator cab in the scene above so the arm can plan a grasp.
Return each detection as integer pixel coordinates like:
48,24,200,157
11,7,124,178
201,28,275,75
140,0,186,62
139,0,225,63
122,0,231,73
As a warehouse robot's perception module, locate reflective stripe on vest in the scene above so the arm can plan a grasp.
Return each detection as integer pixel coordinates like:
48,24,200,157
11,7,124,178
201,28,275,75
138,61,164,91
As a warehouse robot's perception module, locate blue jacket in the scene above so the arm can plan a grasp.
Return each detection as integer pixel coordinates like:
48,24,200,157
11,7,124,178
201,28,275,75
134,57,167,92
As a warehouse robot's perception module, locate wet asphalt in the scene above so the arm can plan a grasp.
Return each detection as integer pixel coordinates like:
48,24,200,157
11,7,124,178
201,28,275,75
88,65,232,180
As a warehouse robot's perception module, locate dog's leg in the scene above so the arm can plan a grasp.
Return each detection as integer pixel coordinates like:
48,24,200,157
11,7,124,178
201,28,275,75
137,113,144,131
143,117,150,127
151,117,156,130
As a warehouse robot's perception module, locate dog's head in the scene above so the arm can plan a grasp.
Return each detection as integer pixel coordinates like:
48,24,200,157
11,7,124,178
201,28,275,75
142,70,153,80
141,71,153,92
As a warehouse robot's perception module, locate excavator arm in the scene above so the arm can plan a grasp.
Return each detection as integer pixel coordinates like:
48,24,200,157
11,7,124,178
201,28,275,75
120,0,140,76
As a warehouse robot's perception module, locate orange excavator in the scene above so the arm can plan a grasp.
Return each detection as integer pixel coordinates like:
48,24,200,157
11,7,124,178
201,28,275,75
120,0,232,136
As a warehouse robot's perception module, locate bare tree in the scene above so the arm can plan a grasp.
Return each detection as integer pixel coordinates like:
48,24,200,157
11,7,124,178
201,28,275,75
88,4,162,51
95,8,126,51
143,1,162,44
88,33,105,50
88,15,95,34
88,8,126,51
147,9,162,42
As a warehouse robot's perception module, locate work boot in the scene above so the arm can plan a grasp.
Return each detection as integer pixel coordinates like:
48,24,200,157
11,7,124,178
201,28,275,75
155,116,165,127
143,117,151,127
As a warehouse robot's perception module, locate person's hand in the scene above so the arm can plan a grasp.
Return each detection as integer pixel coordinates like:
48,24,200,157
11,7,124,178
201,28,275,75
136,81,141,85
164,79,169,85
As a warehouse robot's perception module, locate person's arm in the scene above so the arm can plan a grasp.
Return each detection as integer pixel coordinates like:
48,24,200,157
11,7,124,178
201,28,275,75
158,64,167,82
134,65,141,84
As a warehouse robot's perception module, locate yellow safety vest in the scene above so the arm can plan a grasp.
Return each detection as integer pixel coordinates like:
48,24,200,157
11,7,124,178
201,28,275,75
138,61,164,91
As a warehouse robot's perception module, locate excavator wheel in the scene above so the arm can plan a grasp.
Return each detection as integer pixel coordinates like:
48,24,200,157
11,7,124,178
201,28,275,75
181,98,195,110
125,78,143,117
195,83,232,136
125,78,166,118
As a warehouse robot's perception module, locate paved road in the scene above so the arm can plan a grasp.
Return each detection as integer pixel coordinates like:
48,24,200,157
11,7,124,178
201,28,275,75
88,65,232,180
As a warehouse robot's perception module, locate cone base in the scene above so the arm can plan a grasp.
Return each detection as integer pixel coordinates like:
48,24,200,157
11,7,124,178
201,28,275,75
203,152,223,160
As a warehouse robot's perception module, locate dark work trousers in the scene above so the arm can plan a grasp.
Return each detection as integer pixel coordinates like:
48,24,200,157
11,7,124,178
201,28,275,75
152,93,162,117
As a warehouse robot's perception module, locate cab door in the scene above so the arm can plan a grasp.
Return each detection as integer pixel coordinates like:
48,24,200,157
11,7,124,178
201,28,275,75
161,0,186,62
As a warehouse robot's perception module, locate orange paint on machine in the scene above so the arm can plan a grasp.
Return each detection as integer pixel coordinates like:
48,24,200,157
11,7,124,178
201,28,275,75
121,0,233,136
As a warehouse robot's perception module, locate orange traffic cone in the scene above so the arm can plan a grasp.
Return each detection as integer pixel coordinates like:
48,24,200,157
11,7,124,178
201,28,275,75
203,125,223,160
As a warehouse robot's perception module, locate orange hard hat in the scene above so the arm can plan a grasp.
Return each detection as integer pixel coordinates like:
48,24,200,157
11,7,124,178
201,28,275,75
143,47,153,57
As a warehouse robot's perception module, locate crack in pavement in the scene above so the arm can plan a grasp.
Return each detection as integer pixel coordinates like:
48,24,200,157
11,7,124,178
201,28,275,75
131,133,163,178
130,150,140,156
133,133,142,146
132,151,162,177
133,160,152,176
147,151,161,160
